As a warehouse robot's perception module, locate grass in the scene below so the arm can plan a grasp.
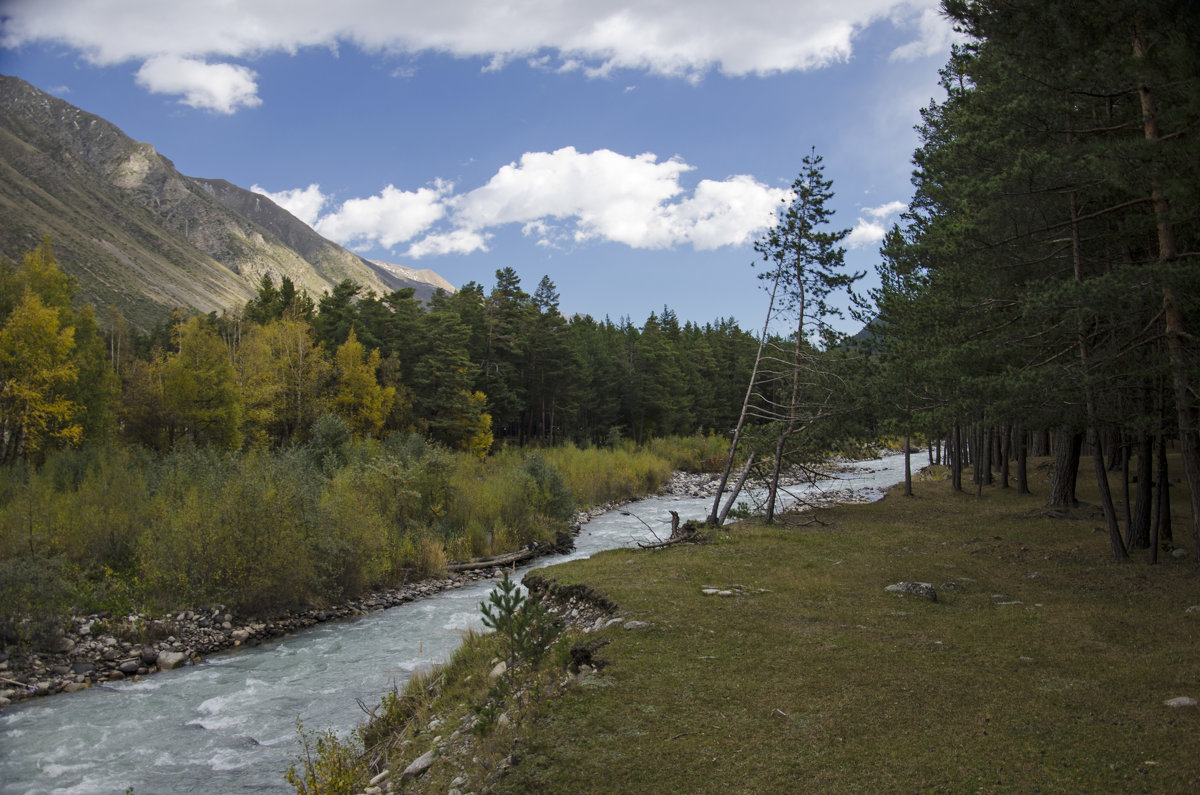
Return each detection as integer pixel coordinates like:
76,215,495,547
439,458,1200,793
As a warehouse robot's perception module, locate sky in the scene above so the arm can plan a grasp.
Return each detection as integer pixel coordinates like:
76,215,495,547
0,0,960,335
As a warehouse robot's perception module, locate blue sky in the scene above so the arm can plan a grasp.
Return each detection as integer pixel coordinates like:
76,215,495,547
0,1,959,334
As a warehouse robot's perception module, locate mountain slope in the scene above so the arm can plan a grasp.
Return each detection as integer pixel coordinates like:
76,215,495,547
0,75,451,328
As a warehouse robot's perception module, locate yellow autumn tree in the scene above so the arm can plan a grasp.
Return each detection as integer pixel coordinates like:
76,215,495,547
331,328,394,439
0,292,81,462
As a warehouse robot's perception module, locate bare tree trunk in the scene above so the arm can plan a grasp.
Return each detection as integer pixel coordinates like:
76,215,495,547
717,452,756,526
709,267,781,525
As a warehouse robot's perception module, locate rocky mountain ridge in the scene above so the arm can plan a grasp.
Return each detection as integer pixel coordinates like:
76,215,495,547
0,74,452,328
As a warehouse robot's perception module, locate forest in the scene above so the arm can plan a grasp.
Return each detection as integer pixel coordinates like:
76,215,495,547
0,237,785,646
2,0,1198,653
860,0,1200,562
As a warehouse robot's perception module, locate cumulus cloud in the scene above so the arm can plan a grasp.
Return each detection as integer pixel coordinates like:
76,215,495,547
292,147,784,257
314,183,450,250
847,199,906,249
3,1,954,108
134,56,260,113
890,4,964,62
251,183,329,226
406,229,492,258
442,147,785,253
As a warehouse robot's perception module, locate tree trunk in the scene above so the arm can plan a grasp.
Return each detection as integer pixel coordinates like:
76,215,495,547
1135,31,1200,564
1048,429,1082,508
1016,422,1030,494
1000,424,1011,489
717,452,756,526
1128,427,1153,549
903,433,913,497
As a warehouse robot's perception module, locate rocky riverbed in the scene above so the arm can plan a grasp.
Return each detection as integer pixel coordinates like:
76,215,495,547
0,495,638,711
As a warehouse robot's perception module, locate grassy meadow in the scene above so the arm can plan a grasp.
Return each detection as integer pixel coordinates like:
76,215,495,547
378,457,1200,794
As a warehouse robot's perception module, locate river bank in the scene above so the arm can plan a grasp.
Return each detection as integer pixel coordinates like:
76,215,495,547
0,468,732,710
388,458,1200,794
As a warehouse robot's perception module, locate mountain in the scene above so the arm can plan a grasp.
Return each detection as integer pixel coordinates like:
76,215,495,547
0,75,452,329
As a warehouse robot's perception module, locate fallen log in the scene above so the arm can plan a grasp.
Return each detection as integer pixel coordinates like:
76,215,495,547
446,547,537,572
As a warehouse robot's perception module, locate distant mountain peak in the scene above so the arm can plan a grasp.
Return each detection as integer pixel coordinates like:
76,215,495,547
0,73,455,327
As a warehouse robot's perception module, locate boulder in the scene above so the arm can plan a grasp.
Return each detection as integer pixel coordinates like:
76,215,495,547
140,647,158,665
885,581,938,602
157,651,187,671
118,660,140,676
401,749,437,780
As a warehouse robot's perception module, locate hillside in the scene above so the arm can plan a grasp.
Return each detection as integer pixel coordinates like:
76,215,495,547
0,75,451,328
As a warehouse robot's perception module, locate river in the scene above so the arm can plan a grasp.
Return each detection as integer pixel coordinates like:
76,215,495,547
0,453,909,794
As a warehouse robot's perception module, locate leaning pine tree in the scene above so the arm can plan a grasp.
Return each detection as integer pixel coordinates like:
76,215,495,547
713,148,861,524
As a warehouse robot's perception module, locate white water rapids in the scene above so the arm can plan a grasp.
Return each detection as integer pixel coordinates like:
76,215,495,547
0,453,909,794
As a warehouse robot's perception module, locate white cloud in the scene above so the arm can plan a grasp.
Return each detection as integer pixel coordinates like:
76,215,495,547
846,199,905,249
862,200,907,219
251,183,329,226
405,229,491,258
4,1,954,108
134,56,260,113
298,147,785,257
451,147,784,251
847,219,887,249
314,184,450,249
890,4,964,61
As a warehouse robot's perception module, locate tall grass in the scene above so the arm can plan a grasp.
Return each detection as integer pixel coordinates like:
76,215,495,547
0,434,721,645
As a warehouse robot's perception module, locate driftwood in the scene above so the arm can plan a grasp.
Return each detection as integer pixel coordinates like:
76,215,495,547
446,547,537,572
637,510,699,549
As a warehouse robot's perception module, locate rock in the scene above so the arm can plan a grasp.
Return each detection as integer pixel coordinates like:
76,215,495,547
118,660,141,675
701,588,720,596
61,682,89,693
625,620,650,630
157,651,187,670
497,712,512,729
140,647,159,665
487,661,507,683
368,769,390,787
231,629,250,643
401,749,436,779
1165,696,1197,708
0,697,10,708
1187,605,1200,614
885,582,938,602
1171,548,1189,560
48,636,75,654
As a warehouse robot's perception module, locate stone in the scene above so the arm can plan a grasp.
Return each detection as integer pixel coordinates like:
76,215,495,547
624,620,650,630
885,582,938,602
1171,548,1189,560
157,651,187,670
0,697,10,708
401,749,436,779
497,712,512,729
1165,696,1197,708
487,661,507,683
1187,605,1200,614
48,636,75,654
231,629,250,643
368,769,390,787
140,647,158,665
118,660,140,675
62,682,89,693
